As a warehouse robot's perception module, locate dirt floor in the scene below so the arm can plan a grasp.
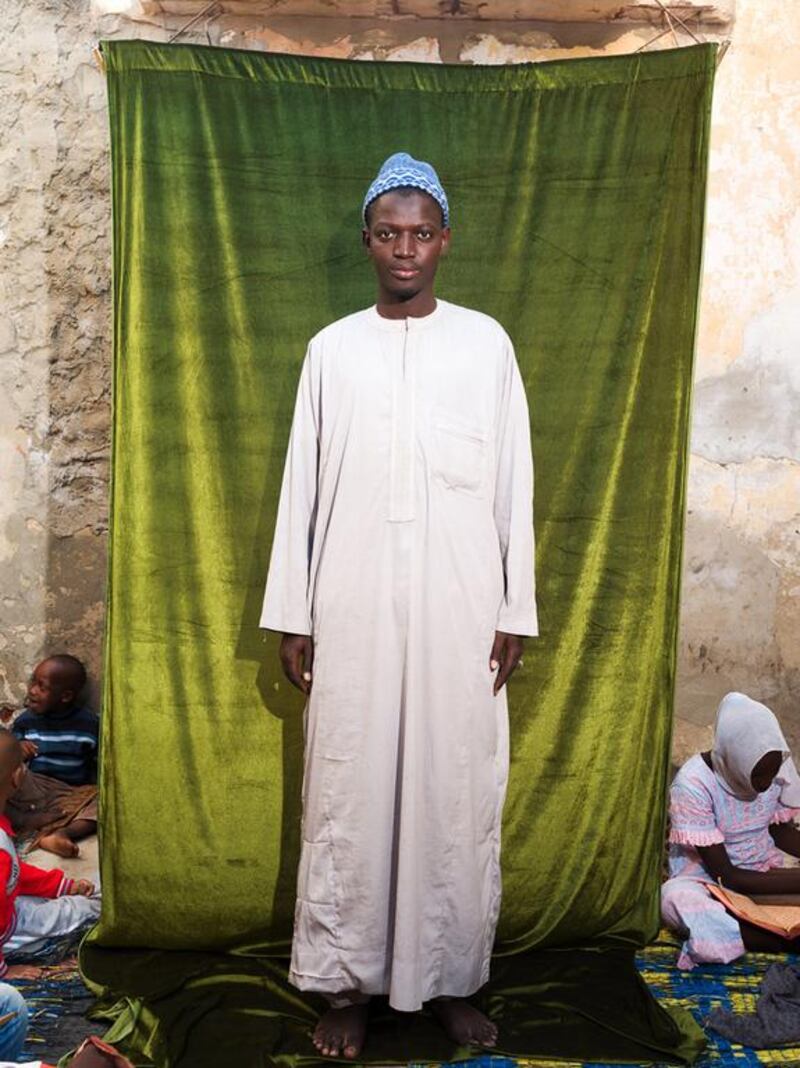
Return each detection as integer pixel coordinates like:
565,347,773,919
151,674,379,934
25,833,100,885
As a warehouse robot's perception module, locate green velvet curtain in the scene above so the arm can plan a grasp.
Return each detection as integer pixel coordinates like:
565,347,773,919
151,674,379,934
85,38,715,1067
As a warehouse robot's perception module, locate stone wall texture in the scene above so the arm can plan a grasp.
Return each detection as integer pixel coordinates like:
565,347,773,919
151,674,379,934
1,0,798,758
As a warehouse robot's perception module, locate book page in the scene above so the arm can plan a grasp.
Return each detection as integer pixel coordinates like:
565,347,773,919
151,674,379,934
707,883,800,939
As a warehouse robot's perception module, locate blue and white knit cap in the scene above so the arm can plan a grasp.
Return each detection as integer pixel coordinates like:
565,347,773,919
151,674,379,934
362,152,449,227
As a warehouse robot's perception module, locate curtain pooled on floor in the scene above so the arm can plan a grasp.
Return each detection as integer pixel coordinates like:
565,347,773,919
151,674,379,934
87,38,715,1066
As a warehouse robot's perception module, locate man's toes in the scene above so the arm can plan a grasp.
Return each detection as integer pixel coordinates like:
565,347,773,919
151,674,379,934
322,1029,339,1055
313,1005,367,1059
482,1025,498,1046
478,1019,497,1044
313,1027,330,1053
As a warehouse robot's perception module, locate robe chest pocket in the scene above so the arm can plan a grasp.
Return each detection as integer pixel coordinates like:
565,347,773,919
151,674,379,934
430,410,488,495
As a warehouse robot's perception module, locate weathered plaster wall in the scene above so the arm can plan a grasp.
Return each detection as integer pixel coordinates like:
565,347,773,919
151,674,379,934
675,3,800,757
1,1,797,757
1,1,111,713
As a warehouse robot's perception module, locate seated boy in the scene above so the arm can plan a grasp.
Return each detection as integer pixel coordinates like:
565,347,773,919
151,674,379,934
0,731,99,976
7,655,99,858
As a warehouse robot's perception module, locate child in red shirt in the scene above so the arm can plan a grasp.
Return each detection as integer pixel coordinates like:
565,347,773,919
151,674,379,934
0,730,98,977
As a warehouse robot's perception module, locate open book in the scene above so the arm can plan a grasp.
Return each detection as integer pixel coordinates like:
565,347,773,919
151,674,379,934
708,883,800,939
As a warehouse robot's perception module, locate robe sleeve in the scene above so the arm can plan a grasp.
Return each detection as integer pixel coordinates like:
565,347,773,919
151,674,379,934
259,344,320,636
494,338,538,637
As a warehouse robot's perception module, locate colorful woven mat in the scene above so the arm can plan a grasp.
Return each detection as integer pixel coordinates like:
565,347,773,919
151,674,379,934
414,940,800,1068
7,920,95,969
632,940,800,1067
9,960,104,1064
8,941,800,1067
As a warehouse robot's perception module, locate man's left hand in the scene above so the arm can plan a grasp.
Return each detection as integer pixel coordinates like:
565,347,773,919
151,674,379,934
489,631,524,695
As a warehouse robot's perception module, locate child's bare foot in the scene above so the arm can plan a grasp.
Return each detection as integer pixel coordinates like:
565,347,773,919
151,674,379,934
313,1003,368,1059
38,832,80,858
431,997,498,1047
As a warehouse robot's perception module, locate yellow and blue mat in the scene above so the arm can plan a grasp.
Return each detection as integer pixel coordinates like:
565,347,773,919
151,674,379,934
10,942,800,1066
423,942,800,1068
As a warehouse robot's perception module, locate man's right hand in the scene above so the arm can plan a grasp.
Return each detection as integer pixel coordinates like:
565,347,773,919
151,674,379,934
20,740,38,761
280,634,314,696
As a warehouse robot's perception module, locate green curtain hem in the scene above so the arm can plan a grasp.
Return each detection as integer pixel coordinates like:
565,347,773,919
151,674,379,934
79,938,706,1067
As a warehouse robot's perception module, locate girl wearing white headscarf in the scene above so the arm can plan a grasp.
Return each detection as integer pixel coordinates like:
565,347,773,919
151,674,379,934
662,692,800,968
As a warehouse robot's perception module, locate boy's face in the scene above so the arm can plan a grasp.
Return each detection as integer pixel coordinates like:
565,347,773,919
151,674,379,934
362,189,450,304
26,660,75,716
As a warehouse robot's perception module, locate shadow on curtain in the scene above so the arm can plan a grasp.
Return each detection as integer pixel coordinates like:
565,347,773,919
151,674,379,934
83,38,715,1066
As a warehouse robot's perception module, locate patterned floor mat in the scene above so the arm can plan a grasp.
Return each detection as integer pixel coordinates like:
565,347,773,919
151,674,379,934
632,941,800,1067
5,941,798,1066
419,942,800,1068
8,960,104,1064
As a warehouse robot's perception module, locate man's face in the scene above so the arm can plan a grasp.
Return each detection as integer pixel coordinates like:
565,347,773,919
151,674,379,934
750,749,783,793
362,189,450,304
26,660,74,716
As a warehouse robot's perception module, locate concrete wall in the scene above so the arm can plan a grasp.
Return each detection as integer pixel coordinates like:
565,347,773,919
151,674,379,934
1,0,797,755
675,3,800,758
1,1,112,713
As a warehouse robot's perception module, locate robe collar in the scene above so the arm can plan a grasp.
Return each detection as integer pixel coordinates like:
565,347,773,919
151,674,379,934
367,298,448,332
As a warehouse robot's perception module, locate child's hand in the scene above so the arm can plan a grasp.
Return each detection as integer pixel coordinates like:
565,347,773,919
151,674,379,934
67,878,95,897
20,740,38,760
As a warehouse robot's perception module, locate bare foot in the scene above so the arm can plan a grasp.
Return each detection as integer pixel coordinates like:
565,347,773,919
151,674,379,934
431,997,498,1047
313,1003,369,1059
38,832,80,858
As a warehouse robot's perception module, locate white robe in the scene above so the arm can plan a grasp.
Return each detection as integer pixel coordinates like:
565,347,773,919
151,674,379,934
261,298,537,1012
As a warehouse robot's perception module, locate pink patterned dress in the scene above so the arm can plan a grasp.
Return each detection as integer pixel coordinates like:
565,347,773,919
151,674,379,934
662,752,800,969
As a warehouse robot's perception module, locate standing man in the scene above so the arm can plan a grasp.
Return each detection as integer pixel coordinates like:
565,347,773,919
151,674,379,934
261,153,537,1059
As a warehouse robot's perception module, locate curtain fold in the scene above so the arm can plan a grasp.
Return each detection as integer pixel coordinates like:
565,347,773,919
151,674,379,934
87,38,715,1065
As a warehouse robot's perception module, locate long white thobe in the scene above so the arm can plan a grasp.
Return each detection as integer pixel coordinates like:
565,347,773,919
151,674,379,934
261,298,537,1012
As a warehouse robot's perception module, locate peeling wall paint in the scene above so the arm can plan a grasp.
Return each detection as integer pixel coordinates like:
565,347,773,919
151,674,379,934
676,4,800,759
2,1,797,763
1,1,111,712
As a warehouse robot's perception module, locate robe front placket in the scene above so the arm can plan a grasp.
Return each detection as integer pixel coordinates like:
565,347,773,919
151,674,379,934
388,318,416,525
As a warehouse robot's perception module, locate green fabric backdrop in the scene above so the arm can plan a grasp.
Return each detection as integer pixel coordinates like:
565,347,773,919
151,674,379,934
84,38,715,1066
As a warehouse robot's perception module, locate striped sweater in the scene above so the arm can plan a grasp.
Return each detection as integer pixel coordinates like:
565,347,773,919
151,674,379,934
12,705,99,785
